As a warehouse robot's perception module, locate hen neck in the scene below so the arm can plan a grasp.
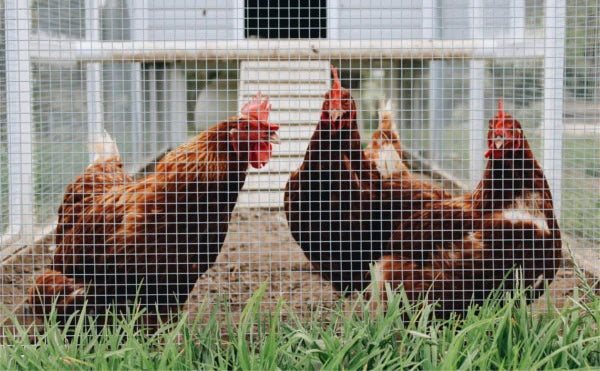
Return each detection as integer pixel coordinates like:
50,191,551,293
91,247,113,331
149,123,248,200
472,142,548,210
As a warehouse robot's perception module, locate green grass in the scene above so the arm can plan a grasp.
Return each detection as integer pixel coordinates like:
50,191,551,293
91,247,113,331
2,276,600,370
562,137,600,242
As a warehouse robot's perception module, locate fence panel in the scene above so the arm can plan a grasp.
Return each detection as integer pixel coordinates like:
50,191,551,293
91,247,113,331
0,0,597,334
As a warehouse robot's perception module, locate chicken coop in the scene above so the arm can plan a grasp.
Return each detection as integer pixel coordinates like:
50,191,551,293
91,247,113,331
0,0,598,334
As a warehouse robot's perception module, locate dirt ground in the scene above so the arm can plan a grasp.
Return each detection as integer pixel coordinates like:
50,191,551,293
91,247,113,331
185,208,593,325
1,204,593,335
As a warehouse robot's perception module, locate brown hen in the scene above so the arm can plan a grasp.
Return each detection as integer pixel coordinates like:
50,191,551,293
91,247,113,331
372,99,563,318
284,66,451,293
29,92,279,329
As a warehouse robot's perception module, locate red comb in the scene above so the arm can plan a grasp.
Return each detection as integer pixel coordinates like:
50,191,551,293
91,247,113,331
497,98,506,119
241,91,272,122
330,65,342,109
493,97,507,129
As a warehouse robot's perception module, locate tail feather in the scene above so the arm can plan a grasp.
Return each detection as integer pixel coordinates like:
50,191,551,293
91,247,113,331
90,128,121,164
28,270,89,324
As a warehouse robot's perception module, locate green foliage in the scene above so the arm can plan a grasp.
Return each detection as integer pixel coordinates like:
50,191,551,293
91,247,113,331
565,0,600,101
2,276,600,370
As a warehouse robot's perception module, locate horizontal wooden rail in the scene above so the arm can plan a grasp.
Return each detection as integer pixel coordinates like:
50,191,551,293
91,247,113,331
29,38,545,63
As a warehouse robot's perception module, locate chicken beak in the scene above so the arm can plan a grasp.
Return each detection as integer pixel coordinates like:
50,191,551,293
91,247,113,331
330,109,342,123
269,131,280,144
494,136,504,149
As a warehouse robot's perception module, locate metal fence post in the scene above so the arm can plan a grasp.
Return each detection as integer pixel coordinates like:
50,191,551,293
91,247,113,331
86,0,105,164
4,0,34,245
543,0,566,217
469,0,486,188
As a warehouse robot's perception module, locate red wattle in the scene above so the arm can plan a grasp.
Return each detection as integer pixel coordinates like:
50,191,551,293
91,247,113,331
249,142,273,169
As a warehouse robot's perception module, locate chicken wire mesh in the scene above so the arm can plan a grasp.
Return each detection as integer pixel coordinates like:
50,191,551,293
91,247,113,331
0,0,598,333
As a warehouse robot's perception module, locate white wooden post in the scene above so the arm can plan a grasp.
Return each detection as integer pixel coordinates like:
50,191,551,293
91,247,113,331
130,63,145,171
469,0,486,187
126,0,146,171
327,0,340,40
127,0,189,159
469,62,486,187
428,63,444,162
542,0,566,216
4,0,34,244
424,0,444,163
85,0,105,164
146,67,159,154
234,0,245,40
167,64,189,147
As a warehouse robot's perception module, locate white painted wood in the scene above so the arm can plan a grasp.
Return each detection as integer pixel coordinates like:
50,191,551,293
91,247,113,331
335,0,423,40
129,62,145,172
424,0,444,163
421,0,436,40
480,0,510,38
440,0,470,39
28,39,547,63
263,140,311,158
254,97,324,111
4,0,34,244
243,173,296,191
167,64,189,147
239,60,335,75
127,0,195,166
268,111,322,125
131,0,238,41
85,0,105,165
469,0,487,187
327,0,340,40
243,69,330,82
275,124,320,140
234,0,244,40
126,0,147,171
238,61,330,207
428,62,444,163
469,61,486,187
542,0,566,217
127,0,151,42
146,66,159,156
242,83,333,97
139,63,188,159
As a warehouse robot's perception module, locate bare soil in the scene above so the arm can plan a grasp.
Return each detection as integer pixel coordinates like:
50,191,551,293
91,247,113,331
0,205,594,333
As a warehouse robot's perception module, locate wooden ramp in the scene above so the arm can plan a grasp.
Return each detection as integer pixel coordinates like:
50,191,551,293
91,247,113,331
236,60,330,208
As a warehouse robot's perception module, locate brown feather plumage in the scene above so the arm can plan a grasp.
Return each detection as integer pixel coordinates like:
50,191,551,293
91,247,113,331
373,100,563,318
284,67,451,293
29,94,279,328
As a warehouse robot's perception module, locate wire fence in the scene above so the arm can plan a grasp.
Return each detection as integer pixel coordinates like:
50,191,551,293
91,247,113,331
0,0,598,331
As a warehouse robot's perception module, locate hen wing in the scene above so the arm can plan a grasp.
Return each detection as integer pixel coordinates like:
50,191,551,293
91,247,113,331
54,129,132,270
